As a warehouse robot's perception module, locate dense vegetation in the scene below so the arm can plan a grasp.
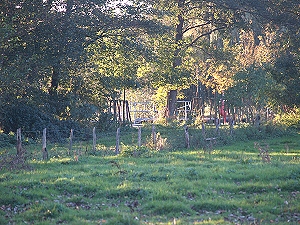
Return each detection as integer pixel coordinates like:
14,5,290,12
1,0,300,133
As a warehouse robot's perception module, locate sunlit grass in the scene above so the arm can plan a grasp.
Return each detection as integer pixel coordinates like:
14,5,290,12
0,130,299,224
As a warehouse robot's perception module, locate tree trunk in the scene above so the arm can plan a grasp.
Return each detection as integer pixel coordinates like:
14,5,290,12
167,90,177,118
166,0,185,119
49,66,59,96
173,7,184,68
123,87,126,123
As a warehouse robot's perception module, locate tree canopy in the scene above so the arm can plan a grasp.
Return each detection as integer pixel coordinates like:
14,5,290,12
0,0,299,132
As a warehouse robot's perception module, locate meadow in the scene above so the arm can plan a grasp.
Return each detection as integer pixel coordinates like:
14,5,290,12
0,125,299,225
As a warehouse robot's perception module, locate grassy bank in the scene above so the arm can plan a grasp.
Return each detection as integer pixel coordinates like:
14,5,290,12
0,128,299,224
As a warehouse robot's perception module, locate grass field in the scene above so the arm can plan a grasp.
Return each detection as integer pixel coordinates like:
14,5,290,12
0,126,299,224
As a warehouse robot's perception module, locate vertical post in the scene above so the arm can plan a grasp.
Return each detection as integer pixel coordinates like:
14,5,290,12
215,118,220,135
126,101,132,124
184,125,190,148
117,101,122,123
113,100,117,122
123,87,126,122
42,128,48,160
152,124,156,146
93,127,96,153
184,101,187,120
138,126,142,147
69,129,73,156
230,118,234,136
115,127,120,154
201,122,206,139
16,128,22,156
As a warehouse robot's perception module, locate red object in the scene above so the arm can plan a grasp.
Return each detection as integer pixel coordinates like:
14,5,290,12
219,100,226,123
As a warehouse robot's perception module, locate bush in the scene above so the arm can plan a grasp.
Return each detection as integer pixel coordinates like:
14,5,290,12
0,102,91,142
0,132,15,148
274,107,300,130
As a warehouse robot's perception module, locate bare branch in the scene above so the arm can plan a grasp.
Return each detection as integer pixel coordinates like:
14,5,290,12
184,26,227,49
183,21,211,34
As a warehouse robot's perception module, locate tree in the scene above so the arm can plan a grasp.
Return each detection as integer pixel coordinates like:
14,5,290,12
226,66,276,121
150,0,300,117
1,0,114,117
1,0,165,131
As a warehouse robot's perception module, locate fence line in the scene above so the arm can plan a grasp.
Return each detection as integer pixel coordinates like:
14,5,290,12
0,121,246,160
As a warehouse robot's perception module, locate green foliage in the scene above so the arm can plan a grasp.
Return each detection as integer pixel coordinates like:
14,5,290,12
0,132,15,148
226,66,275,108
274,107,300,130
1,0,300,146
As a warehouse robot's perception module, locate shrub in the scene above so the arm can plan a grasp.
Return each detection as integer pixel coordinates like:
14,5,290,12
274,107,300,130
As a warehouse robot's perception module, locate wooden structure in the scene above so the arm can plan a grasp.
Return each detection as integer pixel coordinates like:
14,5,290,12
176,100,192,121
130,101,157,124
110,100,132,124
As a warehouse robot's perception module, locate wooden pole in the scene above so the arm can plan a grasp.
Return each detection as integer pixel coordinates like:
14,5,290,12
113,100,117,122
115,127,120,154
184,125,190,148
93,127,96,153
201,122,206,140
126,101,132,124
123,87,126,122
215,118,220,135
69,129,73,156
230,118,234,136
42,128,48,160
138,126,142,148
16,128,22,156
152,124,156,146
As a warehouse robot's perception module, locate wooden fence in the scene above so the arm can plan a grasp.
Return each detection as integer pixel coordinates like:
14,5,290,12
12,120,235,161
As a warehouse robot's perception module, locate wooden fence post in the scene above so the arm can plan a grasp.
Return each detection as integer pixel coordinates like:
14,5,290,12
184,125,190,148
42,128,48,160
69,129,73,156
201,122,206,139
93,127,96,153
138,126,142,148
115,127,120,154
215,118,220,135
230,118,234,135
16,128,23,156
152,124,156,146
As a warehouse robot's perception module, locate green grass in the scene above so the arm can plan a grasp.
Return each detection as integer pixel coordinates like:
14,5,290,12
0,127,299,224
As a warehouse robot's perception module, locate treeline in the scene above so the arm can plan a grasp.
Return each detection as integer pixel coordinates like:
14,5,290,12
1,0,299,134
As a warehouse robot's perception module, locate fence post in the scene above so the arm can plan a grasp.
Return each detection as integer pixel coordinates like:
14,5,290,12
201,122,206,139
230,118,234,135
93,127,96,153
69,129,73,156
138,126,142,147
184,125,190,148
115,127,120,154
16,128,23,156
42,128,48,160
152,124,156,146
215,118,220,135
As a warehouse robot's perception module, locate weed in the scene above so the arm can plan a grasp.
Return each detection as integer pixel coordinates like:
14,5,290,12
254,142,271,163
